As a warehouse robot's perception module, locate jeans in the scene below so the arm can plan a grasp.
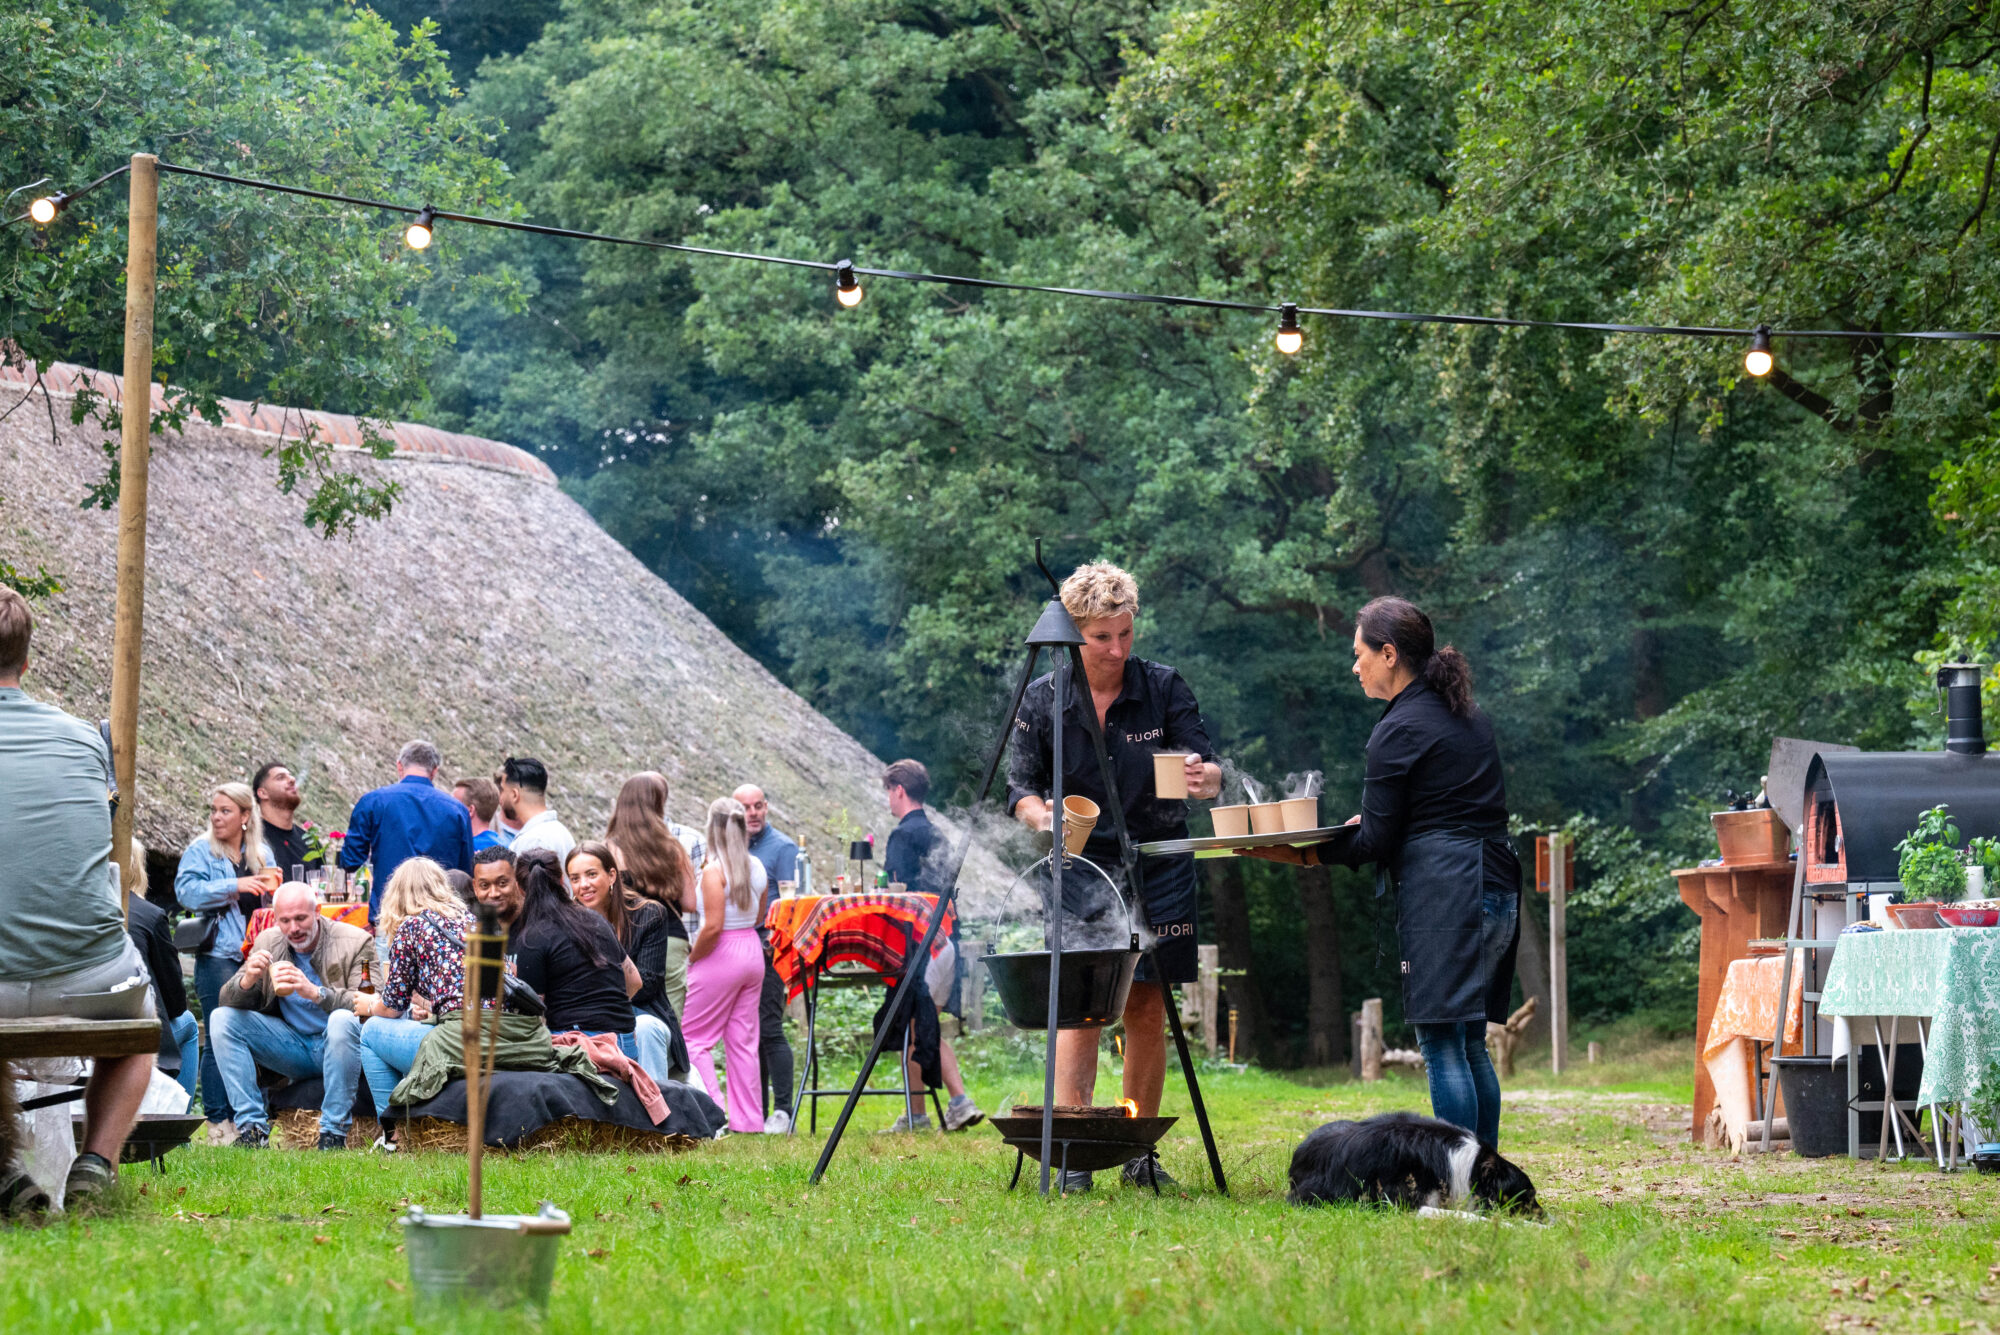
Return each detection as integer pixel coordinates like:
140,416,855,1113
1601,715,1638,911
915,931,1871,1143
193,955,236,1123
359,1016,432,1113
1413,886,1518,1148
168,1011,200,1098
628,1015,672,1087
758,953,793,1117
210,1005,363,1136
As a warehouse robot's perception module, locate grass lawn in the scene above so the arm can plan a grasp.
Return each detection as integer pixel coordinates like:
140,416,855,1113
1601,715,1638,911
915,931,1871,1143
4,1030,1998,1333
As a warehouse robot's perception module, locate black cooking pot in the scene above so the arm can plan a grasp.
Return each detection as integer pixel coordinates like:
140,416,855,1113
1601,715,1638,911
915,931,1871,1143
984,947,1139,1029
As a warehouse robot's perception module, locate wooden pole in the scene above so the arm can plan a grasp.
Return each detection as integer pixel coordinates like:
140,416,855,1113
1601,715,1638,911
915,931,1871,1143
1550,830,1569,1075
108,153,158,914
463,944,486,1219
1359,997,1384,1081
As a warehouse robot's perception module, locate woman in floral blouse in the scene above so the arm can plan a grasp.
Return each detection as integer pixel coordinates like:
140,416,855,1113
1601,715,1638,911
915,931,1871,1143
355,857,473,1142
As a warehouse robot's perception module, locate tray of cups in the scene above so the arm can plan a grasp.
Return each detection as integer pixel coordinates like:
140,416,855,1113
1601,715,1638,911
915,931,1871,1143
1138,823,1358,861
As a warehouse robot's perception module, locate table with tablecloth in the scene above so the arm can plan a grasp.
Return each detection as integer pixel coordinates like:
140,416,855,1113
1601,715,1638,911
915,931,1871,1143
1699,954,1805,1147
1818,926,2000,1109
766,892,955,1000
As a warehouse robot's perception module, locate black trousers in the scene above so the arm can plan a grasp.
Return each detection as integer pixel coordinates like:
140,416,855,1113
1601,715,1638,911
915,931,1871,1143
758,953,794,1116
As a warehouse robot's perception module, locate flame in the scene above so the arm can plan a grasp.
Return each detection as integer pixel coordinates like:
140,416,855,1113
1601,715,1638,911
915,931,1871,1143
1118,1098,1138,1118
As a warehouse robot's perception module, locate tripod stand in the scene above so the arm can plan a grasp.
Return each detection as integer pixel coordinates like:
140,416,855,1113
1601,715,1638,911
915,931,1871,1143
809,591,1227,1198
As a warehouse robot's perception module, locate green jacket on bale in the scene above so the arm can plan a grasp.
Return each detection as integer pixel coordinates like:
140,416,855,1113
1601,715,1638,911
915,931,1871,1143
388,1010,621,1107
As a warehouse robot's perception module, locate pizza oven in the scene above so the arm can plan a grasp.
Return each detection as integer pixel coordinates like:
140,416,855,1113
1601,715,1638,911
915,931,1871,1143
1804,664,2000,887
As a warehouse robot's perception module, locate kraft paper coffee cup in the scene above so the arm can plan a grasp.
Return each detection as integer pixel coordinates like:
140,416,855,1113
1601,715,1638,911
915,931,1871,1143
1061,795,1100,856
1280,797,1320,832
1211,804,1251,838
1153,751,1192,800
1249,802,1288,835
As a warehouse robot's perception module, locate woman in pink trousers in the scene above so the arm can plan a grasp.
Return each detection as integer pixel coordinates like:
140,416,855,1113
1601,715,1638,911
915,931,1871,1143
681,796,770,1132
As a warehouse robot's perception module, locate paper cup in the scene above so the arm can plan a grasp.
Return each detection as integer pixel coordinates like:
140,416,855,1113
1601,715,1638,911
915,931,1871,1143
1061,795,1100,856
1249,802,1288,835
1280,797,1320,832
1153,752,1191,800
1211,804,1251,838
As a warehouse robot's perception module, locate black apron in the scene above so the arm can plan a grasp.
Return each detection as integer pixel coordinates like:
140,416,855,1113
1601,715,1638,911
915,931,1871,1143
1390,829,1522,1026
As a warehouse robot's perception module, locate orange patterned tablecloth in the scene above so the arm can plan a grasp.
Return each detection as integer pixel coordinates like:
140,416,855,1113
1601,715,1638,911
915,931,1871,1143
766,893,954,1000
1701,954,1806,1060
240,900,371,955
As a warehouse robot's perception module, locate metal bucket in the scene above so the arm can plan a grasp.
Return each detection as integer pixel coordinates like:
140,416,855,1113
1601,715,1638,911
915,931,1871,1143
402,1202,570,1308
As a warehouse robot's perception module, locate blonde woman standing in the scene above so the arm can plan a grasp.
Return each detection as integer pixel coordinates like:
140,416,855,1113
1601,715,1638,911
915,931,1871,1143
681,797,769,1133
175,781,276,1138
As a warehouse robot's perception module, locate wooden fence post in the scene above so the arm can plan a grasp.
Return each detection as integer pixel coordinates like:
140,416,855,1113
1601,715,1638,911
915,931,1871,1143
1549,830,1570,1075
961,942,987,1032
1359,997,1384,1082
1196,944,1220,1057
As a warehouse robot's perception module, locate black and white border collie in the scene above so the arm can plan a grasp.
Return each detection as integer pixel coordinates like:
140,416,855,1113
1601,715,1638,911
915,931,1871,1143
1288,1111,1541,1217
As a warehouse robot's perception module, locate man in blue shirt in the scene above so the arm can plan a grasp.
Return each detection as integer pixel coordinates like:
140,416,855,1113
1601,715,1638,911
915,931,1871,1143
733,783,798,1133
338,739,474,920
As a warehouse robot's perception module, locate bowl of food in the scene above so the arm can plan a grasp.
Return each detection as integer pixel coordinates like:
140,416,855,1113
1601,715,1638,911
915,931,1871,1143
1887,901,1946,930
1938,904,2000,928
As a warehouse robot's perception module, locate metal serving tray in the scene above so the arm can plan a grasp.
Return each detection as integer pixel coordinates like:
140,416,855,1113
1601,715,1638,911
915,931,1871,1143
1136,824,1358,860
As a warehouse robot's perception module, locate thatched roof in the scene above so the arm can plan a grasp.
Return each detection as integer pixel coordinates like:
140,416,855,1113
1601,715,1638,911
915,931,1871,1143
0,359,1013,917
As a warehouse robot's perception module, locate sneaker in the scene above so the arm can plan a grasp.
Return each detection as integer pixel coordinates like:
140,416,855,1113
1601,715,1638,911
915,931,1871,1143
943,1095,985,1132
762,1110,792,1135
883,1112,933,1133
1120,1151,1177,1191
1056,1168,1094,1193
203,1119,237,1147
62,1153,116,1205
234,1125,269,1150
316,1131,347,1151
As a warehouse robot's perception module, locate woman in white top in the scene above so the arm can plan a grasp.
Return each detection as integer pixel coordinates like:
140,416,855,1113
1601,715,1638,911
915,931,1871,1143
680,797,769,1132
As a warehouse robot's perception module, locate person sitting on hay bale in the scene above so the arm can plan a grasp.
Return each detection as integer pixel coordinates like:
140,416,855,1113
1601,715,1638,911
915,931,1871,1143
0,588,155,1214
354,857,478,1151
212,882,374,1150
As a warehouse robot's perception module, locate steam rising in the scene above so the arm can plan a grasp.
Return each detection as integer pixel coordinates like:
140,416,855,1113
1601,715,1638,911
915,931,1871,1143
1283,770,1324,800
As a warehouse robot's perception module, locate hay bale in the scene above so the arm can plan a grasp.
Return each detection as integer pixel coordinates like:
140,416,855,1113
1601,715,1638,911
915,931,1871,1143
394,1116,701,1156
271,1108,381,1149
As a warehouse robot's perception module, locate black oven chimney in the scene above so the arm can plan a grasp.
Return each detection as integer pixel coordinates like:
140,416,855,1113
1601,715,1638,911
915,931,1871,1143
1939,663,1986,755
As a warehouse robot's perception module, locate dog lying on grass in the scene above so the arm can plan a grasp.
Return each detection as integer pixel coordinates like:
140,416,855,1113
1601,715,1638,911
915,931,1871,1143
1288,1111,1541,1217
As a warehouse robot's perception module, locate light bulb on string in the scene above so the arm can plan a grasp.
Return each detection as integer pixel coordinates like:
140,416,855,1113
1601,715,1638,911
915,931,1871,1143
834,259,863,308
1274,302,1303,355
404,206,436,251
28,194,62,226
1744,324,1774,378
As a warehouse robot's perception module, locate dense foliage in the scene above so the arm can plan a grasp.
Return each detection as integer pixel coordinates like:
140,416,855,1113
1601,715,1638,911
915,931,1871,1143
14,0,2000,1050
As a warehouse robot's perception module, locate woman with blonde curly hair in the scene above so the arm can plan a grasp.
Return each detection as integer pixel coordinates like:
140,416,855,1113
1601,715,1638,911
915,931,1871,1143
353,857,474,1136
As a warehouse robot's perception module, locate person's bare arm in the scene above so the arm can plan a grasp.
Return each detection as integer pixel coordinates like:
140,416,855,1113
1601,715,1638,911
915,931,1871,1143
688,865,727,963
1014,795,1052,833
622,956,642,997
1186,758,1222,800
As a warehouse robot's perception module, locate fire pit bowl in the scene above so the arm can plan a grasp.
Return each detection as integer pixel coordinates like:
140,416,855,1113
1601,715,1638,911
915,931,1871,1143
992,1106,1178,1175
984,948,1139,1029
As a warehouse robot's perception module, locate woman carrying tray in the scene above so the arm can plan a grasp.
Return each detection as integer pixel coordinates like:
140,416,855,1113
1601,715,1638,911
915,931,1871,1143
1006,562,1220,1191
1252,596,1520,1147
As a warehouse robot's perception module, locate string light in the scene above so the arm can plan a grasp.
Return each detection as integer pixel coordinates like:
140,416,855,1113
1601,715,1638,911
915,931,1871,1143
1274,303,1302,355
28,193,62,225
834,259,863,308
404,206,436,251
1744,324,1773,378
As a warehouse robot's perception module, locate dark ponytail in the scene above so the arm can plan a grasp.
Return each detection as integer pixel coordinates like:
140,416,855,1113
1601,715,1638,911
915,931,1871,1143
515,848,614,968
1355,596,1476,717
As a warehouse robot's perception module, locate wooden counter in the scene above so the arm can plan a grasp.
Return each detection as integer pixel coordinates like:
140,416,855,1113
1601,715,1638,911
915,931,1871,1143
1672,858,1794,1142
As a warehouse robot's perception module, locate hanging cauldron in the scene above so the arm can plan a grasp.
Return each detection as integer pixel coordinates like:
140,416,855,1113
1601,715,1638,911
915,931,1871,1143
984,852,1141,1029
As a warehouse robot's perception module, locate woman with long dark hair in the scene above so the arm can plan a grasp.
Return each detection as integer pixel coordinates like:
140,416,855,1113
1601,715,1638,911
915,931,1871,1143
569,841,686,1082
1257,596,1519,1146
604,772,696,1016
507,849,644,1057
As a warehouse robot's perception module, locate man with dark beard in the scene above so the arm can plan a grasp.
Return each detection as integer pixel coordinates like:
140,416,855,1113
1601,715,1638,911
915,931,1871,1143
254,763,312,880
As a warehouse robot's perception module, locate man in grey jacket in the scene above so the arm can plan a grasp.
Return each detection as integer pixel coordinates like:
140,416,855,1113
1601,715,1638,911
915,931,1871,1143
212,883,374,1150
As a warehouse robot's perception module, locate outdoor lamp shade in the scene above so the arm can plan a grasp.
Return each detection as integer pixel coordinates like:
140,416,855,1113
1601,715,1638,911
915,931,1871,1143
28,195,59,225
1745,325,1773,378
405,207,436,250
848,841,872,862
1275,302,1303,355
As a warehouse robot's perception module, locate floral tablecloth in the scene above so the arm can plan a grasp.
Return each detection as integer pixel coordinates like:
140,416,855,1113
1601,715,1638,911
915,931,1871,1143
765,893,953,1000
1819,927,2000,1106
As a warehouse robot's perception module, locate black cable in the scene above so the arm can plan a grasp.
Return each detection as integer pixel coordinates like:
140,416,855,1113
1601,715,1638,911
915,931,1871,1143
15,159,2000,344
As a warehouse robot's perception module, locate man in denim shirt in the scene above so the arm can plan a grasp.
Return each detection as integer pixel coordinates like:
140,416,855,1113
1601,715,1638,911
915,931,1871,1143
338,739,474,921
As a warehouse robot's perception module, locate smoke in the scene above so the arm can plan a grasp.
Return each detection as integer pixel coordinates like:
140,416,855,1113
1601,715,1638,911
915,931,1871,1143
993,851,1138,952
1283,770,1324,800
1216,758,1262,805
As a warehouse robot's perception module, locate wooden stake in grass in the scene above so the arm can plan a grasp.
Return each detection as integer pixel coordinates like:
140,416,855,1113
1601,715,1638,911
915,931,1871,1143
108,153,158,913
